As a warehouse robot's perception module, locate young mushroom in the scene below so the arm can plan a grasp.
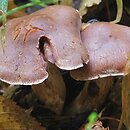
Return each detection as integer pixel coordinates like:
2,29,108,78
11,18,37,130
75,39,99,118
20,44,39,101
0,5,89,85
68,22,130,118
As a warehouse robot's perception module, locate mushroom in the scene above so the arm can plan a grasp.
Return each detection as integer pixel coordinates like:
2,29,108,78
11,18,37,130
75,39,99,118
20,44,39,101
71,22,130,80
34,5,89,70
0,5,89,115
0,5,88,85
0,5,88,114
67,22,130,117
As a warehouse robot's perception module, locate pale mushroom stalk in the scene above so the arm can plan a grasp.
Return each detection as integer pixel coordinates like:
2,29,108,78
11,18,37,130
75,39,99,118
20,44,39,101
32,62,66,115
70,22,130,123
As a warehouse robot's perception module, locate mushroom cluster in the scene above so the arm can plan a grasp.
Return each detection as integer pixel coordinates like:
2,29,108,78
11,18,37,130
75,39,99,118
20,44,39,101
0,4,130,128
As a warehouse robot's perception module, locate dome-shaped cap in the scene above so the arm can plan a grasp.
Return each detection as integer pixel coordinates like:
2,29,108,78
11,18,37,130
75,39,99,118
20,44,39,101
71,22,130,80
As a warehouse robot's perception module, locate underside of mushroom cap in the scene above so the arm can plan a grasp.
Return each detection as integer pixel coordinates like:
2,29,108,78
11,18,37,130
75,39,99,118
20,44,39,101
0,5,89,85
71,22,130,80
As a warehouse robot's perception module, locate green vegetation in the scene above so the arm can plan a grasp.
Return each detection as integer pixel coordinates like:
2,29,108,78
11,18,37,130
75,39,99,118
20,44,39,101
85,112,98,130
0,0,8,50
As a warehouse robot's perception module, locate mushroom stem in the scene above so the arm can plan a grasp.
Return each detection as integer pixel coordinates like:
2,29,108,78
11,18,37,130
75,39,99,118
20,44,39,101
64,77,113,115
32,62,66,115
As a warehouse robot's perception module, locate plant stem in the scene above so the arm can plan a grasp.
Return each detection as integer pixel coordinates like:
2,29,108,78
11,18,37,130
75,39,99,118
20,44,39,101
1,13,6,52
0,2,46,21
111,0,123,23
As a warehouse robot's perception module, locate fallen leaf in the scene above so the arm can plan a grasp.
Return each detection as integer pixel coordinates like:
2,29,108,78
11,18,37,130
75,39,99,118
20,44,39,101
79,0,102,16
60,0,73,6
0,95,45,130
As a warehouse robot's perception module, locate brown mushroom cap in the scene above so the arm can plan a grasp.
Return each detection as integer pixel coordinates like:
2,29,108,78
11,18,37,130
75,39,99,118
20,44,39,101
32,5,89,69
0,17,48,85
71,22,130,80
0,5,88,85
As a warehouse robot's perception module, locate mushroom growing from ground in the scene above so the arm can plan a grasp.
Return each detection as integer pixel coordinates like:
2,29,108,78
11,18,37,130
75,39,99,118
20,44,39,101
0,5,89,114
0,5,88,85
67,22,130,123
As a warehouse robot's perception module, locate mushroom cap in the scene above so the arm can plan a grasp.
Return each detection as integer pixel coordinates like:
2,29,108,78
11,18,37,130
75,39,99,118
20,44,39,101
71,22,130,80
32,5,89,69
0,5,88,85
0,17,48,85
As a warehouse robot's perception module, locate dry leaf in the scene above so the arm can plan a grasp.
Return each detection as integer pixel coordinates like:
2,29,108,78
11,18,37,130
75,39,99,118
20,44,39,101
0,95,45,130
7,0,27,19
121,74,130,129
79,0,102,16
82,0,101,7
60,0,73,6
80,120,109,130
